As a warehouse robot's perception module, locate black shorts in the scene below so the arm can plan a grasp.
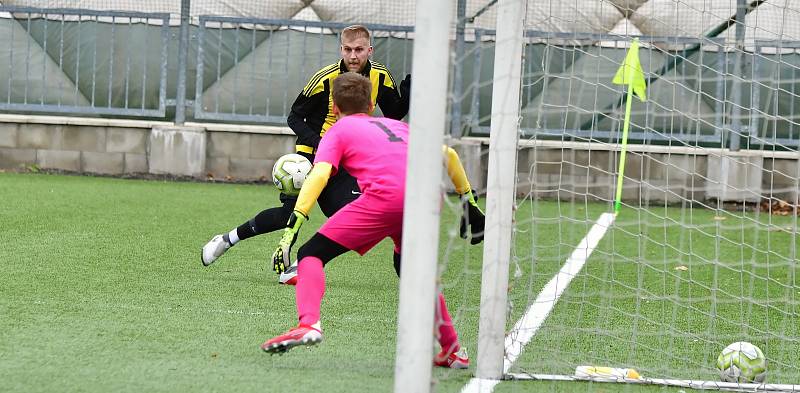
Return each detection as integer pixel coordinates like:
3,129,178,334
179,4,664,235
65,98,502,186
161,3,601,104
317,167,360,217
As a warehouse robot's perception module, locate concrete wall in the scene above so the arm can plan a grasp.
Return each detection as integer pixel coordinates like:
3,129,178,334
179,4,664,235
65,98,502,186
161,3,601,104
453,138,799,203
0,121,149,175
0,115,294,180
0,115,797,204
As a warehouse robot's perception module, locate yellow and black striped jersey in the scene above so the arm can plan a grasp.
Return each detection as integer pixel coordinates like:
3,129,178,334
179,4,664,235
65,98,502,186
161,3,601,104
287,59,409,155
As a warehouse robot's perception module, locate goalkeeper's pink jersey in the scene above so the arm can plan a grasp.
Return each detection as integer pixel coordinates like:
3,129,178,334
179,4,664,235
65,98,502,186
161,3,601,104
314,113,407,211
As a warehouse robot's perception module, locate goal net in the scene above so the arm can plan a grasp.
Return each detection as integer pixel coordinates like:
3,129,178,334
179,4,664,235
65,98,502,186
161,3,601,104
437,0,800,392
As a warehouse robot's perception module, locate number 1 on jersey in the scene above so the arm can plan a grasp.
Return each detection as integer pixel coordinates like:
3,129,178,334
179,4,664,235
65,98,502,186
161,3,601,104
370,121,404,142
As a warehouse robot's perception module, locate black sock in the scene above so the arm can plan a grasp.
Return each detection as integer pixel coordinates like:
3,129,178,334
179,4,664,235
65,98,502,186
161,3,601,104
236,206,293,241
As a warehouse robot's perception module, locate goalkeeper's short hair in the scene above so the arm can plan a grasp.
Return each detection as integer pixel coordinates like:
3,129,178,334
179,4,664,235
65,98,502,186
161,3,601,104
333,72,372,115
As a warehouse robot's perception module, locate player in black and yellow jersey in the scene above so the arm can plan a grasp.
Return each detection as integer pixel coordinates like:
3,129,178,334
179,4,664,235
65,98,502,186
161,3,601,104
289,29,410,157
201,25,411,284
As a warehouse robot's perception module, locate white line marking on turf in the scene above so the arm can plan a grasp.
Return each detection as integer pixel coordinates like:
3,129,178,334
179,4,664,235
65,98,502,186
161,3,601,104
503,213,616,367
461,212,616,393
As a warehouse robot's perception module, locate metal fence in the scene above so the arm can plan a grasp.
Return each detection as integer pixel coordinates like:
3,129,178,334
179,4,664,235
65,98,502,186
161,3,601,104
193,16,413,124
516,33,731,147
0,6,170,117
1,5,799,150
458,30,800,150
752,40,800,149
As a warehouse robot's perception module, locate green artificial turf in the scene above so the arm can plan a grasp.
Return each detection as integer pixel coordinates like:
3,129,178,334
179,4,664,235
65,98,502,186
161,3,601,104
1,172,797,393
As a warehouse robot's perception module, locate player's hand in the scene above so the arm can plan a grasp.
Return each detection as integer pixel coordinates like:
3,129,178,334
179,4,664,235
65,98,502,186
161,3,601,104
459,190,485,245
272,211,307,274
400,74,411,98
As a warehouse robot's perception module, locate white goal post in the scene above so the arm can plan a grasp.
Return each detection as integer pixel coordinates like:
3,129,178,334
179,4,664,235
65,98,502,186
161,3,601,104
475,0,526,381
393,0,454,392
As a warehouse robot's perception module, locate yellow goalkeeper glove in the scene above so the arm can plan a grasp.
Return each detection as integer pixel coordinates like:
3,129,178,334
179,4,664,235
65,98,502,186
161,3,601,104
272,210,306,274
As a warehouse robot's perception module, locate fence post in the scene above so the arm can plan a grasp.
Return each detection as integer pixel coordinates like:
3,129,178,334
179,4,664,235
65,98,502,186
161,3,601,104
175,0,191,125
450,0,467,137
729,0,748,151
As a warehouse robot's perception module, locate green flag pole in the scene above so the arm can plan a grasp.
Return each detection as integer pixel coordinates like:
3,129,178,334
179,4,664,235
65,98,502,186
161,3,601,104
614,85,634,215
612,37,646,215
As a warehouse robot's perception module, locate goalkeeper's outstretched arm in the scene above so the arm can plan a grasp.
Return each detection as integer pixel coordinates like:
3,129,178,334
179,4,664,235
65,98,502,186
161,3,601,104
271,162,333,273
443,146,471,194
443,146,485,244
294,162,333,217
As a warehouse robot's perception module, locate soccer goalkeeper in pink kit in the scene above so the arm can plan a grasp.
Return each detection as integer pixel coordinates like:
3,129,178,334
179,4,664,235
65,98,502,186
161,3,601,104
261,72,483,369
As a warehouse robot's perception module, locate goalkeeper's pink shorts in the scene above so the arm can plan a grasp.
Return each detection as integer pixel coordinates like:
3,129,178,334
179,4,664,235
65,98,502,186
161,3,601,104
318,195,403,255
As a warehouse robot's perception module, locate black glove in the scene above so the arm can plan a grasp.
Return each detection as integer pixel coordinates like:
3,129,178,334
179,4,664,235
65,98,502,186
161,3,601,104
459,190,485,245
399,74,411,99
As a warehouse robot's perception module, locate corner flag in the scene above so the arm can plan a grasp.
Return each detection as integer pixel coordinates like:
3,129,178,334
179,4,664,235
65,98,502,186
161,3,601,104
612,38,647,102
612,38,647,214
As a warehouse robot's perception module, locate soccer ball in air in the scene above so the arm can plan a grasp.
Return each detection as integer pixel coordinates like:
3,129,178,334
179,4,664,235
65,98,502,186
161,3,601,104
272,153,312,196
716,341,767,383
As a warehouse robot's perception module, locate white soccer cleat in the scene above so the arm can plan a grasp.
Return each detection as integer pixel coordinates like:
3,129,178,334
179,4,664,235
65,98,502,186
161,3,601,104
278,261,298,285
201,234,230,266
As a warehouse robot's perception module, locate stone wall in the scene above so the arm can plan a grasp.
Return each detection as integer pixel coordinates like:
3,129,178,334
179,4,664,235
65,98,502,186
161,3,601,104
205,129,294,180
0,115,295,180
0,115,797,204
453,138,799,203
0,121,149,175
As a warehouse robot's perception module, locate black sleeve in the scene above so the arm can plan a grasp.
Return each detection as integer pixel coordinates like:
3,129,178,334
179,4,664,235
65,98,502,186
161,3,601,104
377,73,410,120
287,91,326,149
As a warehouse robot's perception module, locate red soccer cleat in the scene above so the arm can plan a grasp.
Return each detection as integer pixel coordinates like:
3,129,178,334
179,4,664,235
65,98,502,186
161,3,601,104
434,347,469,369
261,324,323,353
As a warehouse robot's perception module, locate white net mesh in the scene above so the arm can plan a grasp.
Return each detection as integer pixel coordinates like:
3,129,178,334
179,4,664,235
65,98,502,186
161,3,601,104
441,0,800,391
2,0,797,390
0,1,418,25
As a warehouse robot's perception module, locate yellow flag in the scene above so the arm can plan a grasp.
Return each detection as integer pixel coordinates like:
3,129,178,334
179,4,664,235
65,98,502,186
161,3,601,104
612,38,647,102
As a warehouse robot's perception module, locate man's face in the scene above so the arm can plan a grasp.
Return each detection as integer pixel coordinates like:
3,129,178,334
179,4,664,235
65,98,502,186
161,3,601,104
340,36,372,73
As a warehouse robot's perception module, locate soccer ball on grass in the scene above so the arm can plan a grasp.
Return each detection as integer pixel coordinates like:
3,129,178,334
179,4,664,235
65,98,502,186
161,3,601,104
272,153,312,196
716,341,767,383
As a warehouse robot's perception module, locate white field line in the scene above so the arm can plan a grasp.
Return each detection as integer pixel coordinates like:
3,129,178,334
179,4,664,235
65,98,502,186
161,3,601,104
461,212,617,393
